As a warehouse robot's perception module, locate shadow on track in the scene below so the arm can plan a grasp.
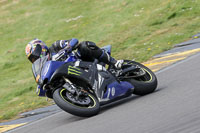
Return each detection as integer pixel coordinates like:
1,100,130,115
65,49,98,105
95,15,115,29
100,88,163,114
60,87,164,120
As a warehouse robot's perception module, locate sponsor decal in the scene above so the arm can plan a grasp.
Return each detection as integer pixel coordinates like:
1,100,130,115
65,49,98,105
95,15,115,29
106,87,116,98
68,66,82,76
98,73,104,89
111,87,115,96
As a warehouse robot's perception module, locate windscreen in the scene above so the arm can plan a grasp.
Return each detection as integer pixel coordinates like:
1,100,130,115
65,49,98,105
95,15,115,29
32,56,48,80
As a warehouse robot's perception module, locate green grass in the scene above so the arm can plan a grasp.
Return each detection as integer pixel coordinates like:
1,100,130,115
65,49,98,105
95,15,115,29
0,0,200,122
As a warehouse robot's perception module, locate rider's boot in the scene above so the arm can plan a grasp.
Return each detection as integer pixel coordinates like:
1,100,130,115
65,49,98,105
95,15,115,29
99,51,124,69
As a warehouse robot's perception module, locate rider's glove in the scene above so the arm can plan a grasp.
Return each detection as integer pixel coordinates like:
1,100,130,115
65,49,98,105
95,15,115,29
114,60,124,69
64,38,79,53
53,38,79,53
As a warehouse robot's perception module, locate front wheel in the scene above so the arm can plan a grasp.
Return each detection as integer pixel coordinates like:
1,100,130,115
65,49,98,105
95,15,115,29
53,88,100,117
122,60,158,95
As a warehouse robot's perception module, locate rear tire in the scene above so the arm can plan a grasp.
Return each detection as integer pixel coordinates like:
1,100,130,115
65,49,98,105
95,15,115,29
53,88,100,117
123,60,157,95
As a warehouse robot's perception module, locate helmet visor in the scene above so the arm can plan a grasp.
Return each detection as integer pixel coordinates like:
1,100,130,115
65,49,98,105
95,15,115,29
28,44,42,63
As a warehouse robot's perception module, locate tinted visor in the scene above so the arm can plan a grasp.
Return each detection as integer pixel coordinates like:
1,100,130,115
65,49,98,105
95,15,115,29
28,44,42,63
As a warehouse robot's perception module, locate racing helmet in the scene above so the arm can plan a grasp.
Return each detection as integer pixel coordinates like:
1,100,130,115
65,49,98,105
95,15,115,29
25,38,49,63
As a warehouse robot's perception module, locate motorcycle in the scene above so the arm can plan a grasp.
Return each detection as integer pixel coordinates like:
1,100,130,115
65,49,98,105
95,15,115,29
32,45,157,117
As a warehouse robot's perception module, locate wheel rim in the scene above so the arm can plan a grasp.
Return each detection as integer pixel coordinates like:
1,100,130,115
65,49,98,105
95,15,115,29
141,68,153,82
123,61,153,82
60,89,97,109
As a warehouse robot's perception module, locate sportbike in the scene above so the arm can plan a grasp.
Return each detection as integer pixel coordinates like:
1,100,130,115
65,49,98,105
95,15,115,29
32,45,157,117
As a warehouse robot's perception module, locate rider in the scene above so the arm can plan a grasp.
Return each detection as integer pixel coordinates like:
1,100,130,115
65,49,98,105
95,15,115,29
25,38,123,68
25,38,124,97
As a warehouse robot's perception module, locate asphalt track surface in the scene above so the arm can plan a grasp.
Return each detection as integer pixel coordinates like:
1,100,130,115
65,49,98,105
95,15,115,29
8,53,200,133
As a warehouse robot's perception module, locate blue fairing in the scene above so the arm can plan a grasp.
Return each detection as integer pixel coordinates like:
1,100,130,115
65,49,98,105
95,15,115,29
36,85,46,97
65,53,77,62
37,61,66,97
37,54,77,97
103,81,134,100
41,54,77,81
41,61,65,81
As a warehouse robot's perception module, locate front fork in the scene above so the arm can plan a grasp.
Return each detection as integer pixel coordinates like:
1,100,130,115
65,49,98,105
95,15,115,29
63,77,89,100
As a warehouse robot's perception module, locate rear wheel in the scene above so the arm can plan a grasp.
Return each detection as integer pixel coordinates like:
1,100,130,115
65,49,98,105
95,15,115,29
53,85,100,117
122,60,157,95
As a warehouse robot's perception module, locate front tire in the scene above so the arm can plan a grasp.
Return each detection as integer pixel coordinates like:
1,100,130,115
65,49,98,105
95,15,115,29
53,88,100,117
123,60,158,95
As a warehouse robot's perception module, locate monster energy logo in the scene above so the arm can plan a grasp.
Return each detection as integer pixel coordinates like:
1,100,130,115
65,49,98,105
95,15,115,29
68,66,82,76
